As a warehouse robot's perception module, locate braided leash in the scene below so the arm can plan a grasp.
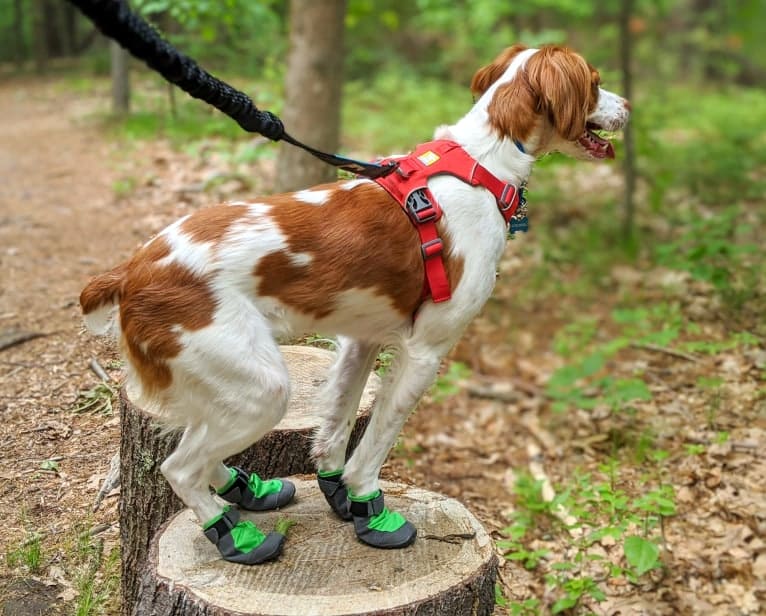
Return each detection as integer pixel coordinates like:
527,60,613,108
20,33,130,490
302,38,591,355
66,0,397,179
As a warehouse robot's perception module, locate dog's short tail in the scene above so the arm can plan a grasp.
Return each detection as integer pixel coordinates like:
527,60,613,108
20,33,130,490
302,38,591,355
80,262,129,335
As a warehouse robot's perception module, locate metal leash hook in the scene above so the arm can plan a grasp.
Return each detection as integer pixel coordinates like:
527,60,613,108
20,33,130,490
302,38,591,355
66,0,397,180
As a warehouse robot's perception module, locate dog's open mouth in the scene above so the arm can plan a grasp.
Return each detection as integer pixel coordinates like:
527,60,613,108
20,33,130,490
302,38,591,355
579,122,615,159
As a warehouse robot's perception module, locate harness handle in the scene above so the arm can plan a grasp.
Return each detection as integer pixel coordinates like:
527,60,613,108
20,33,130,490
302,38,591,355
66,0,397,179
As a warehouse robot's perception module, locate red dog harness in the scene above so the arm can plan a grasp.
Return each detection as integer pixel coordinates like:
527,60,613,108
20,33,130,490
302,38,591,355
374,139,522,303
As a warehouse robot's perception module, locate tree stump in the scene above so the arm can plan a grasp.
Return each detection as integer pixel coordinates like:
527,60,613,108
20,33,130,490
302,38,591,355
136,479,498,616
120,346,379,616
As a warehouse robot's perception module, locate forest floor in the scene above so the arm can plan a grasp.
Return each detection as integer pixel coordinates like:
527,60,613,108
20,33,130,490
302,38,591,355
0,77,764,615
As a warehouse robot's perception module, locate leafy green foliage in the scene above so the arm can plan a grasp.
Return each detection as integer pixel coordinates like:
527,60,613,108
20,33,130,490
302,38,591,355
133,0,285,72
623,535,660,576
653,205,760,306
499,461,675,613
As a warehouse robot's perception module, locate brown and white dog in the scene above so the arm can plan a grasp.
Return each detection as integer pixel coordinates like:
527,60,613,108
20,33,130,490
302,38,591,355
81,44,629,553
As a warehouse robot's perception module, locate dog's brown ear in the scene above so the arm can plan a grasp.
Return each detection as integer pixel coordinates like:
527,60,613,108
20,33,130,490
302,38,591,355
526,46,593,140
486,71,540,142
470,44,528,98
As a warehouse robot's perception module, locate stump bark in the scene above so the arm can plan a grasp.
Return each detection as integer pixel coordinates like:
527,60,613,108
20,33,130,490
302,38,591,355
136,479,498,616
120,346,379,616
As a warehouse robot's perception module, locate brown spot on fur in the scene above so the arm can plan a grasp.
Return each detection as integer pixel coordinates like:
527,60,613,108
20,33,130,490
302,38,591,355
80,237,171,316
180,204,249,244
80,260,130,316
117,236,215,396
471,44,528,98
486,45,598,142
256,182,463,319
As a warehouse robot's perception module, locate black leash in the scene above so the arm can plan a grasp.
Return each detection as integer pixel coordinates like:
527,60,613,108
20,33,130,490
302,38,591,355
66,0,398,180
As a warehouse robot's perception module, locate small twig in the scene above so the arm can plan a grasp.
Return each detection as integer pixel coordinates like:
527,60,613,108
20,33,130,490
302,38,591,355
94,452,121,511
527,443,580,534
466,383,519,403
684,436,758,452
89,523,112,536
89,358,112,383
421,532,476,544
0,329,48,351
519,413,558,454
630,342,699,362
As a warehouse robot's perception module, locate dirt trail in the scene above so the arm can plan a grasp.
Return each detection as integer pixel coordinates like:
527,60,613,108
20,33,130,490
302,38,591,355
0,78,137,613
1,79,129,320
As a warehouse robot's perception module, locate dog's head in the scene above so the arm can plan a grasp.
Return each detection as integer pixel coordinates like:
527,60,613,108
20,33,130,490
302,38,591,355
470,44,630,160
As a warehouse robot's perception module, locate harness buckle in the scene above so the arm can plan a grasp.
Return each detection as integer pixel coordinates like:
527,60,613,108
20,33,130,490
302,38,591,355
421,238,443,260
498,184,518,211
406,189,437,223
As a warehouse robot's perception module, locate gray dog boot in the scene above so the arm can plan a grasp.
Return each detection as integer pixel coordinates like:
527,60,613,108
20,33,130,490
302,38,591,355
317,471,353,521
349,490,417,549
217,466,295,511
203,507,285,565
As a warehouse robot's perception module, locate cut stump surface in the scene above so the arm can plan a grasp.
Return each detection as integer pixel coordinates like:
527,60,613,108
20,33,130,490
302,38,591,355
137,479,498,616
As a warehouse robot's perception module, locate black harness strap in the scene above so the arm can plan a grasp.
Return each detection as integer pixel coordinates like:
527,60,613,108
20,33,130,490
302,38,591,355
66,0,397,180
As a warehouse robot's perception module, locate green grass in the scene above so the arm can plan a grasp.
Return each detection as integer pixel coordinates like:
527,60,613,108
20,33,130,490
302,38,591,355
499,460,675,614
5,532,43,573
68,523,120,616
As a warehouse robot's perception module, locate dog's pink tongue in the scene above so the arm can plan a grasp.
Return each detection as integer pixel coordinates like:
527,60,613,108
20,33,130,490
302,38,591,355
580,130,615,159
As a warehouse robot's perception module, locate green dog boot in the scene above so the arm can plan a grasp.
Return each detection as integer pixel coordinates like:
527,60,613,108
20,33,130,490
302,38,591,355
317,471,352,521
218,467,295,511
349,490,417,549
203,507,285,565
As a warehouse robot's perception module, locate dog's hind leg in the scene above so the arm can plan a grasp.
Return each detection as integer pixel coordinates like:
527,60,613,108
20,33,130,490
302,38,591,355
160,312,294,564
312,337,379,520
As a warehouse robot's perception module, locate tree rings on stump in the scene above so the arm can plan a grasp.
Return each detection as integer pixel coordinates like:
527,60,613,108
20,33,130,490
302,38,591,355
137,479,498,616
120,345,380,616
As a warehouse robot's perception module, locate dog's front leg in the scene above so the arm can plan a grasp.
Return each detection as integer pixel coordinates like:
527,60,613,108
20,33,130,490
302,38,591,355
312,337,380,471
341,340,444,549
313,337,379,521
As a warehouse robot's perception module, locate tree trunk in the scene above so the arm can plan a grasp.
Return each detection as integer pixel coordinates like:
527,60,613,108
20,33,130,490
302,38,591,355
110,41,130,115
12,0,25,69
619,0,636,240
275,0,346,192
119,346,379,616
135,480,498,616
31,0,47,74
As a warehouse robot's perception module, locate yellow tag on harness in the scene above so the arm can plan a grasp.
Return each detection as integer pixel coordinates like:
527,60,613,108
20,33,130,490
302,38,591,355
417,150,440,166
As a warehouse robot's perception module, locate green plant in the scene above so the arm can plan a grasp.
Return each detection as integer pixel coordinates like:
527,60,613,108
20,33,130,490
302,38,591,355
653,205,761,309
499,456,676,613
274,517,296,536
5,532,43,573
623,535,660,577
374,349,395,376
72,526,120,616
73,381,117,415
546,571,605,614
